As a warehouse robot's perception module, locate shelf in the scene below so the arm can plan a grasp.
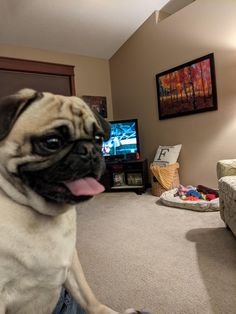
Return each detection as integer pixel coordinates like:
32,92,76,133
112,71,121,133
111,185,144,189
100,158,148,194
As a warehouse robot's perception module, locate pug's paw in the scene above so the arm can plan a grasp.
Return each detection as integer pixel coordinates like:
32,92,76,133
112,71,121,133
124,310,152,314
124,309,141,314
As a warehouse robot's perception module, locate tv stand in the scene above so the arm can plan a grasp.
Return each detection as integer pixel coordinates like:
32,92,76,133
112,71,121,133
100,159,148,194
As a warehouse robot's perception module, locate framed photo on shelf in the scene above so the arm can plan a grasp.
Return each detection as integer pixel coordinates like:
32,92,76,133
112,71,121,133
113,172,125,187
156,53,217,120
127,172,143,186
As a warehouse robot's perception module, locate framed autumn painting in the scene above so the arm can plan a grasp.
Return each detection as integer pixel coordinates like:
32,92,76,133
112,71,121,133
156,53,217,120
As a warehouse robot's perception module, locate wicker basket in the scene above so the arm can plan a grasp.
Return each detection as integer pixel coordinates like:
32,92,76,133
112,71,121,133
151,168,180,197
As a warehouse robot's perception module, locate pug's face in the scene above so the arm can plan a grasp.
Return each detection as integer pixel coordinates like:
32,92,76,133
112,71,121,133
0,89,110,204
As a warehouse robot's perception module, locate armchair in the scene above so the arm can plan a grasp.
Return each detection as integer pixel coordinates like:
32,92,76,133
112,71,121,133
217,159,236,236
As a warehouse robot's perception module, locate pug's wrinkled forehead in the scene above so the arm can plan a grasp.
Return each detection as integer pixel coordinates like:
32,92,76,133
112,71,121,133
5,89,103,144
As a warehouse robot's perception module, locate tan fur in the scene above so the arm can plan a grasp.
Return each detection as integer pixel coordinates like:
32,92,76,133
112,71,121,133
0,90,137,314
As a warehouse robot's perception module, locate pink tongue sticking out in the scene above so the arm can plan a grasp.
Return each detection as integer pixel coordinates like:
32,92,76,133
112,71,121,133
64,177,105,196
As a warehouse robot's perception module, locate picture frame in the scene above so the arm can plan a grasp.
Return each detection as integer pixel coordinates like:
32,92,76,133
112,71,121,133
156,53,217,120
127,172,143,186
82,95,107,118
113,172,126,187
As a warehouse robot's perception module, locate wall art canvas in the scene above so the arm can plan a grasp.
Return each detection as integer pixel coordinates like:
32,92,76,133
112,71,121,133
156,53,217,120
82,95,107,118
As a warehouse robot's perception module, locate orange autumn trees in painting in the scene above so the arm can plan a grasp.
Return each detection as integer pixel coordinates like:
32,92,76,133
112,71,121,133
156,53,217,119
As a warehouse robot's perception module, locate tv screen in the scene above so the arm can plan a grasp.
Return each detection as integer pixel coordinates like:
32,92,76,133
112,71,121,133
102,119,140,160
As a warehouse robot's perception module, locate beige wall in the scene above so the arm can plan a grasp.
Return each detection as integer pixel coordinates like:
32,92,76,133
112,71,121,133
109,0,236,188
0,45,113,120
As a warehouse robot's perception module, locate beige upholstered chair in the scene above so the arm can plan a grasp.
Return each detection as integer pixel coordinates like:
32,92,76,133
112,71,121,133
217,159,236,236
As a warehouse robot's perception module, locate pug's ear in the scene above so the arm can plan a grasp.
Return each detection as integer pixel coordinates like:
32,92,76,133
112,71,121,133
91,109,111,141
0,89,42,141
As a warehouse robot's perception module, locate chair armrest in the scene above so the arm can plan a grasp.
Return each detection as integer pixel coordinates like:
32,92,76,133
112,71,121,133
217,159,236,179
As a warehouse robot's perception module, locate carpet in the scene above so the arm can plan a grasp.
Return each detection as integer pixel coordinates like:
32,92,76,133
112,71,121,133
76,191,236,314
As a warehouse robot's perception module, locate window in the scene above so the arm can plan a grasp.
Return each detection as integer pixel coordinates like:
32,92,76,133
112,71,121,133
0,57,75,98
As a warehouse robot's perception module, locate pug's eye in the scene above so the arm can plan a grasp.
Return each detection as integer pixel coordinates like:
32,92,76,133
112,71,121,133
44,137,62,149
42,136,63,150
94,134,104,145
39,135,64,153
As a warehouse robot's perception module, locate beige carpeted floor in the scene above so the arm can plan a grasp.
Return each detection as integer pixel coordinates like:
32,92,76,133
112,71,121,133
76,191,236,314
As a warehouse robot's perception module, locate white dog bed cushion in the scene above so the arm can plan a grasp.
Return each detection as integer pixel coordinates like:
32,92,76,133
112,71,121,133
160,188,219,212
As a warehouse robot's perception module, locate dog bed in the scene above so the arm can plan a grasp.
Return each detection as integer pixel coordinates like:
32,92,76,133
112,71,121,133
160,188,219,212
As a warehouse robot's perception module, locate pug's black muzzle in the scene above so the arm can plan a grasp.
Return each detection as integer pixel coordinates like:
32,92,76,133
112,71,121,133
19,140,106,204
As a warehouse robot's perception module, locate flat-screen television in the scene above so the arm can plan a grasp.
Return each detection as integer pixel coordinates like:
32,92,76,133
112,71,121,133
102,119,140,160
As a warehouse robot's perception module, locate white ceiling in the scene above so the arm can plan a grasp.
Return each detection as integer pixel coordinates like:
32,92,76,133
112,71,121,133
0,0,194,60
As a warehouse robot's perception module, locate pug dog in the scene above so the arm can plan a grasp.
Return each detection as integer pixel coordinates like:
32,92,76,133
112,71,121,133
0,89,138,314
